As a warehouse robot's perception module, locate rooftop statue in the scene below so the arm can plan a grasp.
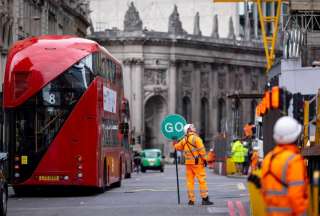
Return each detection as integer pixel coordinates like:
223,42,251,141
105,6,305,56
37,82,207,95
211,14,219,39
124,2,143,32
228,17,236,40
193,12,202,36
168,5,186,35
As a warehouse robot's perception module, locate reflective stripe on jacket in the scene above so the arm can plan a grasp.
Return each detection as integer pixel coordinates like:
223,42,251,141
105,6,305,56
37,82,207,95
231,141,245,163
261,144,309,216
174,132,207,165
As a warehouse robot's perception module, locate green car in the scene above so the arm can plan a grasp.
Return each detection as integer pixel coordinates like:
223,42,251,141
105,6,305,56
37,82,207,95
140,149,164,173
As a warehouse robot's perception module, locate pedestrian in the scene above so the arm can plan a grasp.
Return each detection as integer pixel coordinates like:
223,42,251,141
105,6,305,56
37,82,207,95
261,116,309,216
173,124,214,205
231,138,245,175
242,141,249,175
133,151,141,173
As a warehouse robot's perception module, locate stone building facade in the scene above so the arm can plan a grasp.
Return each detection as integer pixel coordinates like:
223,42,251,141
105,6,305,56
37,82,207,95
91,3,267,155
0,0,91,87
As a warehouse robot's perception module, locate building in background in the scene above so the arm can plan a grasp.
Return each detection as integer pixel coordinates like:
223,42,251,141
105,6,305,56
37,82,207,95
0,0,92,87
90,3,268,155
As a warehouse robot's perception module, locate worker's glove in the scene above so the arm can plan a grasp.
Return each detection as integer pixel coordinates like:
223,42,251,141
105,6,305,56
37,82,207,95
172,141,178,147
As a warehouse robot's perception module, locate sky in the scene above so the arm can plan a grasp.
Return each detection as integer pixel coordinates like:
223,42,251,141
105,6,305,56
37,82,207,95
89,0,241,38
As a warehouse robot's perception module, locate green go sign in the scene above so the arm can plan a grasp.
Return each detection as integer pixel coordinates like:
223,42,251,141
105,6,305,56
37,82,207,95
161,114,187,141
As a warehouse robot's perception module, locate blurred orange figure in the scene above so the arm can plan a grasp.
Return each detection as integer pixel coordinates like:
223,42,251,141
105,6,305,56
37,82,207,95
250,146,259,171
207,148,215,169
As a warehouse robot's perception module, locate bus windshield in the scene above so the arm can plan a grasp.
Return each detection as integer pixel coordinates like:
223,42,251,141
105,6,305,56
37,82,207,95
6,54,94,182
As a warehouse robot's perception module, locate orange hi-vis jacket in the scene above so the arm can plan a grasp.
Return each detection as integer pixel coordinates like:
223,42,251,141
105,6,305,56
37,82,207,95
251,151,259,171
175,132,207,165
261,144,309,216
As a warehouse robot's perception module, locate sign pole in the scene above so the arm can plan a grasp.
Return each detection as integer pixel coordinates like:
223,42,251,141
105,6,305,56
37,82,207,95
174,149,181,204
160,114,186,205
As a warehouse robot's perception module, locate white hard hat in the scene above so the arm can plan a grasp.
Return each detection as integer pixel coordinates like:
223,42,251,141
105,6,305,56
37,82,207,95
273,116,302,144
184,124,194,135
253,146,259,151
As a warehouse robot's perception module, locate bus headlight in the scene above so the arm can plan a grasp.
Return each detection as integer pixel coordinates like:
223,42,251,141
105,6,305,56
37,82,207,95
77,173,83,178
64,176,69,180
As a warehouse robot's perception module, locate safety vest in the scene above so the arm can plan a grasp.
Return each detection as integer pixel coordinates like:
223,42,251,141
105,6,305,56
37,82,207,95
231,141,245,163
174,132,207,165
261,144,309,216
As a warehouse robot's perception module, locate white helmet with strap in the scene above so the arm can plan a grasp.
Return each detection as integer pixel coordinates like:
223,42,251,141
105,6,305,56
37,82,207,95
184,124,195,135
273,116,302,144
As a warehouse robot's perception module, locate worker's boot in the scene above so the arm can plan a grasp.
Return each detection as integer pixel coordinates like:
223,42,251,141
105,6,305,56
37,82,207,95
188,200,195,206
201,197,214,205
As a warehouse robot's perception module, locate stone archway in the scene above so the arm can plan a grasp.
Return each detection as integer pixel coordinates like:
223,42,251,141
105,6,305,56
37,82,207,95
144,95,167,152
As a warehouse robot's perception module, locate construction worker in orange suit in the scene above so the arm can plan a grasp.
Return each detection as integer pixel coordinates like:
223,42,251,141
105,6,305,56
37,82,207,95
261,116,309,216
173,124,213,205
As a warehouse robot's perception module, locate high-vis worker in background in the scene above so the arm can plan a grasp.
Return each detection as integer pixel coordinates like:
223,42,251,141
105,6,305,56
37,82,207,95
250,146,260,172
261,116,309,216
173,124,213,206
231,139,245,175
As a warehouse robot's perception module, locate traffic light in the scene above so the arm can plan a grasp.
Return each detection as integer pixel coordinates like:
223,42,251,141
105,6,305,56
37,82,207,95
293,93,304,124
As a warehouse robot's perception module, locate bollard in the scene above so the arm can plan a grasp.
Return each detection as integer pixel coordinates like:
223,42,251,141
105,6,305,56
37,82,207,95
312,171,319,216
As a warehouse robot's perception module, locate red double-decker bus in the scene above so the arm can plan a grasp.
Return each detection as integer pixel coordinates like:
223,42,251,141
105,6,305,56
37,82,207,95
3,35,133,193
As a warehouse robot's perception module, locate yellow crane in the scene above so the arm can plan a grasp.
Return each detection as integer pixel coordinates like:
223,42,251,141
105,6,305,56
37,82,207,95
213,0,288,72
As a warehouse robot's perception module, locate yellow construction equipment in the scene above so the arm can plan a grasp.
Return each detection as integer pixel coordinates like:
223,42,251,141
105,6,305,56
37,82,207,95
213,0,288,72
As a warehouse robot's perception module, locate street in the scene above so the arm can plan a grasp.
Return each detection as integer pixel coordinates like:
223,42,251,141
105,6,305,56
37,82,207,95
8,165,249,216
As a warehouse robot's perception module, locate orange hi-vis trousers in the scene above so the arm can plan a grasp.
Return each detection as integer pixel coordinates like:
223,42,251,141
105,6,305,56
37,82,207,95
186,164,209,201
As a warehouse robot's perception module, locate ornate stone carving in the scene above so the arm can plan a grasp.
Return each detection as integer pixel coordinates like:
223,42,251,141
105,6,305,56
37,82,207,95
124,2,143,32
168,5,186,35
182,71,191,86
201,72,209,88
200,90,209,98
218,73,226,89
144,69,167,86
182,88,192,97
211,14,219,39
193,12,202,36
228,16,236,40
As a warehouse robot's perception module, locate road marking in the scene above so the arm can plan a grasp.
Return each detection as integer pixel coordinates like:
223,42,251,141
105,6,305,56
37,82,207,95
207,207,229,214
227,200,236,216
237,183,246,191
236,201,247,216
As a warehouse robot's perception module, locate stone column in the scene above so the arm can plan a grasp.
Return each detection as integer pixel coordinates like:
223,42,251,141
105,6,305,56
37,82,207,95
168,60,177,114
225,65,233,137
122,59,132,104
192,62,201,128
253,4,259,39
131,59,144,146
208,64,217,144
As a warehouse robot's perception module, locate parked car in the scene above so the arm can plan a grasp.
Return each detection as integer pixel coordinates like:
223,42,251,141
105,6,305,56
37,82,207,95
0,153,8,216
140,149,164,173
